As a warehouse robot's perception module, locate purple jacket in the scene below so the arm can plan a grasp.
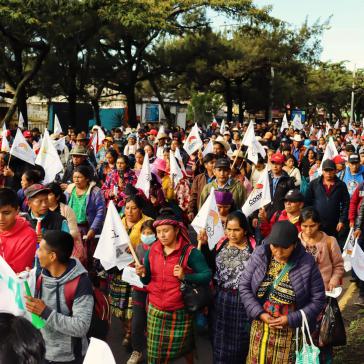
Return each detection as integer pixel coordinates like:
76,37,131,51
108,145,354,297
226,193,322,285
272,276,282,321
65,182,106,234
239,243,325,328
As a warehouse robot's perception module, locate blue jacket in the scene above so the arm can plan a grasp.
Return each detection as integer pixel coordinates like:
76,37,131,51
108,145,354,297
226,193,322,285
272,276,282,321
239,243,325,329
65,182,106,234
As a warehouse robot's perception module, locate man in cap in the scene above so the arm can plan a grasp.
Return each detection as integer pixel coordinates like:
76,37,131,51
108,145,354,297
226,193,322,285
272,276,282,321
290,134,304,163
155,132,168,159
60,145,98,188
76,132,97,167
187,153,217,221
259,189,304,238
213,136,230,158
199,157,246,209
341,154,364,196
258,152,295,222
305,159,349,239
22,184,69,251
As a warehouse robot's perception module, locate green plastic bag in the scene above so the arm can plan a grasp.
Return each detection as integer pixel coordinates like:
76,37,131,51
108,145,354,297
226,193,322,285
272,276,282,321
295,310,320,364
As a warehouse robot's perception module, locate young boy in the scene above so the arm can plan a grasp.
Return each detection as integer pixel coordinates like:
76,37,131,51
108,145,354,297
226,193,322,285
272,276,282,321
0,188,37,273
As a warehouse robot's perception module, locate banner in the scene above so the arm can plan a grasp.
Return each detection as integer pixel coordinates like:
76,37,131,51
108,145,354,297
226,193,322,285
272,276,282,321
135,155,152,198
280,113,289,132
183,123,202,156
10,128,36,165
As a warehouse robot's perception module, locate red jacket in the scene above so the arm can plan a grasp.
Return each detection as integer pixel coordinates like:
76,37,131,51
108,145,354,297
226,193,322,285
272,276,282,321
0,216,37,273
349,183,364,224
260,210,302,238
147,241,193,311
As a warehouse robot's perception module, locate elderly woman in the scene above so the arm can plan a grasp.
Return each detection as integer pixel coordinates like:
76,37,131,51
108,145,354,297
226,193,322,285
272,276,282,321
101,155,137,208
109,195,152,347
124,133,138,156
299,207,344,363
239,220,326,364
136,208,211,364
65,165,106,270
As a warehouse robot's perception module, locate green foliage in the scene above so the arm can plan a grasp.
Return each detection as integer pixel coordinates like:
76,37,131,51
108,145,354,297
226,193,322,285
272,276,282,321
187,92,224,125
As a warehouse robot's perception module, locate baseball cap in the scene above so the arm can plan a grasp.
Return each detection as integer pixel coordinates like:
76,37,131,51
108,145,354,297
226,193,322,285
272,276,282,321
147,129,158,136
322,159,336,171
333,155,345,164
270,153,285,164
24,184,50,199
214,158,231,169
265,220,299,248
348,154,360,164
284,189,304,202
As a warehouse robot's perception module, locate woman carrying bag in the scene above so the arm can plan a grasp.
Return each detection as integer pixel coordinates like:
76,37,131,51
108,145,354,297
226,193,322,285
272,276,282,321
299,207,345,363
136,208,211,364
239,220,326,364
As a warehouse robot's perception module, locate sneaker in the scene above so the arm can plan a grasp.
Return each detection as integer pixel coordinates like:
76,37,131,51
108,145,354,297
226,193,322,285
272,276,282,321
354,296,364,307
127,351,143,364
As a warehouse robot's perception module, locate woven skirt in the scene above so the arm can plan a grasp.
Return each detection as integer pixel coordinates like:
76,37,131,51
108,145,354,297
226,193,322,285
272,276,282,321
247,319,296,364
147,304,193,364
213,288,250,364
108,272,133,320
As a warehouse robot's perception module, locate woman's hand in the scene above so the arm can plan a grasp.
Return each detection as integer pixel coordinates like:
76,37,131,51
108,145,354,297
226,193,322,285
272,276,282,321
258,208,267,221
173,265,185,280
268,315,288,329
259,312,272,324
135,264,146,277
3,167,14,177
328,278,341,292
85,229,95,241
197,229,208,246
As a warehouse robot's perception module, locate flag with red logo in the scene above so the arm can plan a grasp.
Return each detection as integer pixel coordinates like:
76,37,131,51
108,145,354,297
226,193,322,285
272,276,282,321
10,128,36,165
183,123,202,155
242,167,271,216
191,187,224,250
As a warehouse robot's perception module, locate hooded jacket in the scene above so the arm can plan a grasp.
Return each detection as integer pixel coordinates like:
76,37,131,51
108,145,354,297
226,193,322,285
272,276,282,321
0,216,37,273
36,259,94,362
239,243,325,329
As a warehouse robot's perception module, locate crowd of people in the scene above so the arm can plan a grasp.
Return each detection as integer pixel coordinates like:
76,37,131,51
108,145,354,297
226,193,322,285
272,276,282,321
1,117,362,364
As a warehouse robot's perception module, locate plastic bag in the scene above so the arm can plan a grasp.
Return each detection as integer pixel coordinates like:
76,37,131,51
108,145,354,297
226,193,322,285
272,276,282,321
295,310,320,364
319,297,346,347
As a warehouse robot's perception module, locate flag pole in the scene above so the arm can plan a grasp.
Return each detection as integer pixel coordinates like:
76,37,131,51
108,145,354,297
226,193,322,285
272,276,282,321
128,242,141,266
7,153,11,168
231,141,243,169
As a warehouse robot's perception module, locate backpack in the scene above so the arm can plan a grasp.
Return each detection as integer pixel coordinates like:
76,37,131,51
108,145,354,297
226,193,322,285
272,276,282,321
36,274,111,341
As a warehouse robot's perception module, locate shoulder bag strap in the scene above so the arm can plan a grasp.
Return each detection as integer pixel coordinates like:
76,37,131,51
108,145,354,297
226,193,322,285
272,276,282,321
178,244,191,267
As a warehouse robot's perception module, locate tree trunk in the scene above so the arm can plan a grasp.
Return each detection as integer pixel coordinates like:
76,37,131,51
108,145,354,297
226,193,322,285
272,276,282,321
236,79,244,124
2,46,49,127
17,87,28,127
148,77,172,126
68,92,77,128
125,86,138,128
225,79,233,122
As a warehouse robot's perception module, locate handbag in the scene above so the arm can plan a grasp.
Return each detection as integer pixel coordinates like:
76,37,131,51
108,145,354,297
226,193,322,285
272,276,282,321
179,244,213,313
319,297,346,347
295,310,320,364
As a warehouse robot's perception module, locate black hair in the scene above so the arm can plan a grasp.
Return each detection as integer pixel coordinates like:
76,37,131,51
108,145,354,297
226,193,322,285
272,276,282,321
117,155,130,169
43,230,74,264
125,194,145,210
203,153,217,164
22,168,43,184
0,312,45,364
285,154,298,167
135,148,145,157
156,207,182,222
73,165,93,181
141,219,156,234
46,182,66,204
226,211,253,252
0,188,18,209
299,207,321,224
105,148,118,161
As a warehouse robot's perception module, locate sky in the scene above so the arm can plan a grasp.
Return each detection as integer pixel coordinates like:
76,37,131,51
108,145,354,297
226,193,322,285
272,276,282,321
252,0,364,70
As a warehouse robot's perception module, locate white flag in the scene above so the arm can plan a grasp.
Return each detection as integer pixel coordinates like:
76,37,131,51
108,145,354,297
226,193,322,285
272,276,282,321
83,338,116,364
10,128,36,165
54,114,63,134
53,136,66,152
135,154,152,198
334,120,339,129
202,139,213,157
351,241,364,281
316,128,323,140
174,147,187,174
220,119,226,135
169,150,183,188
93,125,105,144
325,122,331,136
156,124,165,140
292,113,303,130
280,113,289,132
242,167,271,216
35,130,64,183
1,123,9,152
242,121,266,164
191,187,225,250
318,137,338,175
93,201,134,270
183,123,202,156
18,112,25,129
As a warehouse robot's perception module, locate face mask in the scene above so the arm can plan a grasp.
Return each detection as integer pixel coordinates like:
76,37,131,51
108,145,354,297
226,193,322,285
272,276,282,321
141,234,156,245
